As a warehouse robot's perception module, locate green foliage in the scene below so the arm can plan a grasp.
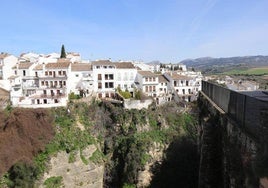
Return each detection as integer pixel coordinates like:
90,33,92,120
134,90,142,100
68,151,76,163
89,149,105,164
34,106,95,176
44,176,63,188
4,104,13,114
0,173,13,187
80,151,89,165
123,183,136,188
8,162,39,188
60,44,66,58
223,67,268,75
68,92,81,100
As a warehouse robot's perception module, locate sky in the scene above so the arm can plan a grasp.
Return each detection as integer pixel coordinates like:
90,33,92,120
0,0,268,62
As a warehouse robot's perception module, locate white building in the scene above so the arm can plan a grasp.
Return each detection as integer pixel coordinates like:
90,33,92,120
92,60,137,98
0,53,18,90
164,72,200,102
156,75,172,104
10,60,71,107
135,71,159,97
70,63,94,96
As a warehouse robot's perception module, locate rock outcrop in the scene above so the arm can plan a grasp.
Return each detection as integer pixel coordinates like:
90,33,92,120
39,145,104,188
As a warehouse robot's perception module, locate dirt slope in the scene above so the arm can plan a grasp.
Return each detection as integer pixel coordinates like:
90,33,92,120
0,108,54,176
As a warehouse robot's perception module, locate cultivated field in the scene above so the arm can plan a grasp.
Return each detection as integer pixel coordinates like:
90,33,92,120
224,66,268,75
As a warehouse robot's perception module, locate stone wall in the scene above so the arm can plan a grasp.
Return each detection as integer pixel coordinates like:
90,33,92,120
198,93,260,188
123,98,153,110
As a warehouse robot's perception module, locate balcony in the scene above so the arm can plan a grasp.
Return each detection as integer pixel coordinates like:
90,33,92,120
38,93,66,99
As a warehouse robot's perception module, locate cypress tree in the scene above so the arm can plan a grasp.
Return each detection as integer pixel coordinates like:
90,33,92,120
60,44,66,58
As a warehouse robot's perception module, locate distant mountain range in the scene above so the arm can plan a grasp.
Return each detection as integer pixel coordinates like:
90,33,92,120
180,55,268,74
147,56,268,74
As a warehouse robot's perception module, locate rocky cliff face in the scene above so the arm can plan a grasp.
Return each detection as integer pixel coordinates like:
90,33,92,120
38,145,104,188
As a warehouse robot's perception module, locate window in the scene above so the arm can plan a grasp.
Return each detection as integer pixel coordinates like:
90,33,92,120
98,74,102,80
75,74,79,77
45,81,48,86
182,89,185,94
153,86,156,91
63,71,66,76
105,74,114,80
49,71,52,76
145,86,148,92
105,82,114,88
145,78,148,82
63,81,66,86
98,82,102,89
186,81,189,86
23,70,26,76
58,71,62,75
153,77,156,82
41,81,44,86
45,71,48,76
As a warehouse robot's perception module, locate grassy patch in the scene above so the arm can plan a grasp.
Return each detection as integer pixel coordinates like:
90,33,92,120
224,67,268,75
89,149,105,164
44,176,63,188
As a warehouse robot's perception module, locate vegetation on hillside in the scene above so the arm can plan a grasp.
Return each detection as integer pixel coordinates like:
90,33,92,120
223,67,268,75
0,99,199,187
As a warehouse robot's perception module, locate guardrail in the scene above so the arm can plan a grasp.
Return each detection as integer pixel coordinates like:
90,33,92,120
201,80,268,139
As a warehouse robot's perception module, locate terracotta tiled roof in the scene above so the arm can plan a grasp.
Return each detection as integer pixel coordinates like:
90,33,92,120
158,75,169,83
0,87,9,95
138,71,157,77
92,60,113,66
8,75,20,79
168,73,191,80
17,63,33,69
57,58,71,63
115,62,135,69
71,63,92,71
0,53,9,59
45,62,70,69
33,64,43,70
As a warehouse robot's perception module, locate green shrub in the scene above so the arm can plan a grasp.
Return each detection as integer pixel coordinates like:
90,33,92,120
44,176,63,188
89,149,105,164
68,92,81,100
8,162,39,188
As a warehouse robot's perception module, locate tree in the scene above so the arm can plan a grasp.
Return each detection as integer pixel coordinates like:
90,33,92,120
60,44,66,58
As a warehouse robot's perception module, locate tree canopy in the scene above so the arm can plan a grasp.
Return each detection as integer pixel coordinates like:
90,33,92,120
60,45,66,58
